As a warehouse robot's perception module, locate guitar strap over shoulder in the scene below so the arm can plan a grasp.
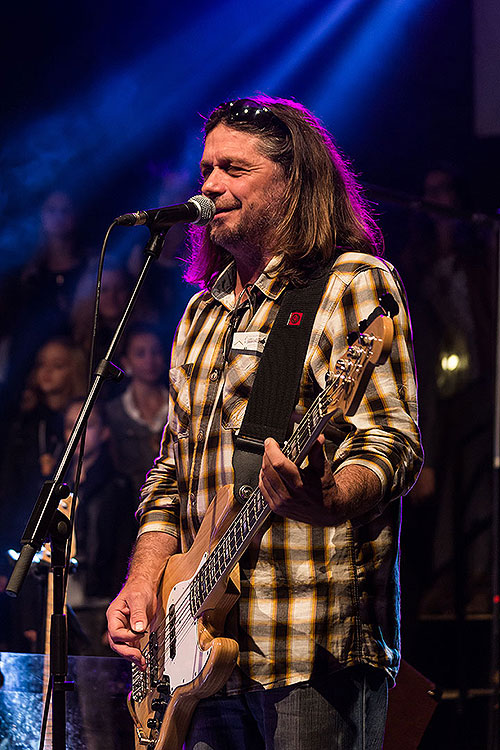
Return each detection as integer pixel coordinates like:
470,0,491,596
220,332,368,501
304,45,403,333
232,266,332,503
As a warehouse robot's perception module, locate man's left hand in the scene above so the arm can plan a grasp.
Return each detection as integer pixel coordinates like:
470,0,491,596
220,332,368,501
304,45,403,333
259,435,338,526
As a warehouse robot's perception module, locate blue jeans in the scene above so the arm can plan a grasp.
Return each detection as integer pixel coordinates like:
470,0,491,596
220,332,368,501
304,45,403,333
184,666,388,750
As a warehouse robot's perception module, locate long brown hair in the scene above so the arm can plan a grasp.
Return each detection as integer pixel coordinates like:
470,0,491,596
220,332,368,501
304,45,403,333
185,95,383,288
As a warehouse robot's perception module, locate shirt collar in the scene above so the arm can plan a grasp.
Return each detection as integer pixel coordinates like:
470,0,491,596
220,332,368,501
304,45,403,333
210,256,287,309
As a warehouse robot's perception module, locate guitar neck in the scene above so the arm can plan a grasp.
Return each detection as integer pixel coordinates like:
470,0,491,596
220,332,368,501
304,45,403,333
190,377,341,616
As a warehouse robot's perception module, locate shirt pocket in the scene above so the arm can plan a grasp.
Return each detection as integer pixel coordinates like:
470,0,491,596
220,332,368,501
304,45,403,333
221,352,259,430
168,362,193,438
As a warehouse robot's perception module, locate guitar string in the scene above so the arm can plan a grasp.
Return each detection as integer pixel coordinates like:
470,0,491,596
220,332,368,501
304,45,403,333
134,367,359,682
135,379,334,668
133,492,269,679
134,346,371,686
133,365,359,686
135,341,378,701
145,497,272,675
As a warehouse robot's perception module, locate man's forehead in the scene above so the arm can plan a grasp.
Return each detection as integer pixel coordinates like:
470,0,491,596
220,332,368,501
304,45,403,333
200,124,267,161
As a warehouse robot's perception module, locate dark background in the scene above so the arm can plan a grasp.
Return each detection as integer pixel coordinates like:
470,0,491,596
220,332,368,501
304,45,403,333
1,1,499,747
1,0,498,265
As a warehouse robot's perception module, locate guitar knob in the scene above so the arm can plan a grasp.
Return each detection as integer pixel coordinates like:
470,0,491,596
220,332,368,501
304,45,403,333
157,678,171,694
147,718,160,730
151,697,167,711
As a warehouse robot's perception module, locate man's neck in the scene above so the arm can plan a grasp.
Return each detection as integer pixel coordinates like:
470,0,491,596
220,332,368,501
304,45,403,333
234,252,272,296
44,392,69,411
131,380,165,401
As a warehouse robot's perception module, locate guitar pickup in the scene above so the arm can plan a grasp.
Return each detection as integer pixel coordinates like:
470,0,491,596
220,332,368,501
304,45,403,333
168,603,176,660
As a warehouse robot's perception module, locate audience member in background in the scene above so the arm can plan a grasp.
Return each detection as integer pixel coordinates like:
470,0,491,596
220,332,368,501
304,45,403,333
22,191,89,316
399,166,494,651
71,259,133,363
1,336,88,523
64,399,136,656
0,336,87,652
3,190,91,433
105,323,168,499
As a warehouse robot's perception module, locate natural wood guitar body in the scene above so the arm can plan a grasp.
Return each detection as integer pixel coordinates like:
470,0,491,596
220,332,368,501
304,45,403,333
128,485,242,750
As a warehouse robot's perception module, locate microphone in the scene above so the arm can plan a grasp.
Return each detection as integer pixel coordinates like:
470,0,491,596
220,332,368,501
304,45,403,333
115,194,215,228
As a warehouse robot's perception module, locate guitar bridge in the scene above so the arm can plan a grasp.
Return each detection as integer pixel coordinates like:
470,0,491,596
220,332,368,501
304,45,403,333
131,663,147,703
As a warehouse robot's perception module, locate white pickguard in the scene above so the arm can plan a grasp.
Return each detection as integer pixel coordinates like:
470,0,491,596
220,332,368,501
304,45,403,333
163,553,211,692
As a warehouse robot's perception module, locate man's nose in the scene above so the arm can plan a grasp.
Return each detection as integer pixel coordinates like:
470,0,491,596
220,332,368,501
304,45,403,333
201,168,226,197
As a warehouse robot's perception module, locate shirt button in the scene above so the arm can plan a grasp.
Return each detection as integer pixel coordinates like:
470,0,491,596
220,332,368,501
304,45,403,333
209,369,220,381
197,430,205,441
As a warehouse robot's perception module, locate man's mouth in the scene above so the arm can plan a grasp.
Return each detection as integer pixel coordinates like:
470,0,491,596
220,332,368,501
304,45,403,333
213,205,238,218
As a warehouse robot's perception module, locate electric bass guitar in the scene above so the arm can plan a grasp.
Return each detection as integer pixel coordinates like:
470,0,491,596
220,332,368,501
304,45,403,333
128,303,395,749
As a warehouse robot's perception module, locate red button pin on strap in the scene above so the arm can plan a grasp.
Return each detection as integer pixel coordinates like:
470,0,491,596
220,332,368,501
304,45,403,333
287,312,303,326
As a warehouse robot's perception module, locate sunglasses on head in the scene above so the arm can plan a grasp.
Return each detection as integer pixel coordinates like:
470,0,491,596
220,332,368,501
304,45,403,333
207,99,289,135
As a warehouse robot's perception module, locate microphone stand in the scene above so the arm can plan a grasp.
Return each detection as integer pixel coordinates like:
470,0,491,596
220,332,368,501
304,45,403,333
6,227,169,750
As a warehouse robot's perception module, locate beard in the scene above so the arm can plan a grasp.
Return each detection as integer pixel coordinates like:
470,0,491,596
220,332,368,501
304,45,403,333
209,186,286,263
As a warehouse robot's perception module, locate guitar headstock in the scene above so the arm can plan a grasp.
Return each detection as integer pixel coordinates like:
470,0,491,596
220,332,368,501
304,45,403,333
322,312,394,420
284,303,396,468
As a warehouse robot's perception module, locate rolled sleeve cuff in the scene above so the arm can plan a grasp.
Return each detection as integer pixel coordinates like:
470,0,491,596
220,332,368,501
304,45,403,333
333,455,391,497
136,506,180,539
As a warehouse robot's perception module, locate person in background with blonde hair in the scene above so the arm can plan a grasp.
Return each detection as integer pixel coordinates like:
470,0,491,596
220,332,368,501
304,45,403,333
0,336,88,652
1,190,93,455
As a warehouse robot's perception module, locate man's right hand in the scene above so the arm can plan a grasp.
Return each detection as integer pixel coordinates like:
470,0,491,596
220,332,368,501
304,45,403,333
107,530,178,667
106,578,157,669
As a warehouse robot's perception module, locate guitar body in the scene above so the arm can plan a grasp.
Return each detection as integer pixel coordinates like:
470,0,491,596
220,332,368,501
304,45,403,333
128,485,242,750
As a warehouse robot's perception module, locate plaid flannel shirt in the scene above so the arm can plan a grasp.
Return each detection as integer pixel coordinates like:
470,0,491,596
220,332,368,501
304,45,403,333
137,251,422,691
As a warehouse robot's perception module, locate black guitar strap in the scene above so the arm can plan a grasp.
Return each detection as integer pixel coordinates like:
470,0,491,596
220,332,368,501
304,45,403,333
232,267,332,503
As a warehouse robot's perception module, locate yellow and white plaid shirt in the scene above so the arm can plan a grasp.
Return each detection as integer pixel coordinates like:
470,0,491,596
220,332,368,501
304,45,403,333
137,251,422,691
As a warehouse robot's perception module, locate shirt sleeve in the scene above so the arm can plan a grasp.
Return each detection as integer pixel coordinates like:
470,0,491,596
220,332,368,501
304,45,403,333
135,421,180,539
327,263,423,510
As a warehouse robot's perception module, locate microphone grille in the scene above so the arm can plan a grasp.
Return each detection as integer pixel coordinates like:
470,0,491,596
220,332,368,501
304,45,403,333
189,195,216,226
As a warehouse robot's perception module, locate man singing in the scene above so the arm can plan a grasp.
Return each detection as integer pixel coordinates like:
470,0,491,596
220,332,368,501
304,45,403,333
107,95,422,749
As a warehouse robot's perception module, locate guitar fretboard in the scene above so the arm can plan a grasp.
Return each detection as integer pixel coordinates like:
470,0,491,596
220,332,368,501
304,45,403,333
189,374,343,616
